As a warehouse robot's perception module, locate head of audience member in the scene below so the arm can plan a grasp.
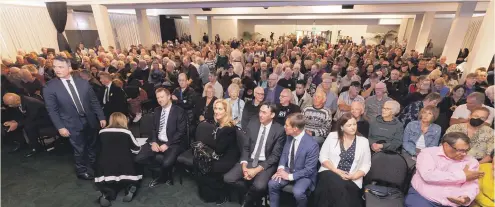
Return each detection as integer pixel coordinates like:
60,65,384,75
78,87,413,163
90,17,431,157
107,112,128,129
138,60,147,69
441,132,471,161
228,83,240,100
117,61,125,70
151,60,160,70
450,85,465,99
321,76,332,92
79,70,92,81
374,82,387,98
253,87,265,104
259,103,277,125
52,56,72,79
295,80,306,96
422,92,442,108
433,77,446,91
389,68,401,81
2,93,21,108
350,101,365,120
348,81,361,98
19,69,34,83
165,61,175,73
213,99,234,127
426,61,436,72
102,58,111,67
485,86,495,104
156,88,171,108
313,89,327,108
130,61,138,71
465,73,477,88
182,56,191,67
417,60,426,71
439,56,447,65
178,73,188,89
99,72,113,87
336,113,357,142
284,113,306,137
447,63,457,73
202,85,215,100
466,92,485,111
476,68,488,83
382,100,401,120
268,73,278,89
418,76,431,92
283,68,293,80
468,106,490,128
279,89,292,106
310,64,319,75
419,105,439,125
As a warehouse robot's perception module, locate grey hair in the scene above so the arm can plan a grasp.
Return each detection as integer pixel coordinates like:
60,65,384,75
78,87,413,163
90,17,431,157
467,92,485,104
260,62,268,67
385,100,401,115
441,132,470,145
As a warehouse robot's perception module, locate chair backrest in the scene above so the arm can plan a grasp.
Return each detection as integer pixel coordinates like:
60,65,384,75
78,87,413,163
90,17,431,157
195,121,215,145
141,100,158,114
139,112,154,138
235,126,247,152
364,151,409,190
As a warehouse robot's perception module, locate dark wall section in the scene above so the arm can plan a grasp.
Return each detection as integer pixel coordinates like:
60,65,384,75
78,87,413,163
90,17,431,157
159,15,177,42
65,30,99,51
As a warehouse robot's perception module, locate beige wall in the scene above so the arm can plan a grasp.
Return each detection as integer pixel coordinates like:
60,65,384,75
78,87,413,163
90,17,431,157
212,19,239,41
428,18,454,56
66,11,98,30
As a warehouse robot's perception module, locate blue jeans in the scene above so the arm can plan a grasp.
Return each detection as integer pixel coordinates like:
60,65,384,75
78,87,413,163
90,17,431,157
405,187,450,207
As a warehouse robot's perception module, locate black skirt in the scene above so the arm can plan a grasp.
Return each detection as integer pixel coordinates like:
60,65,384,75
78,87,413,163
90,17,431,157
311,170,363,207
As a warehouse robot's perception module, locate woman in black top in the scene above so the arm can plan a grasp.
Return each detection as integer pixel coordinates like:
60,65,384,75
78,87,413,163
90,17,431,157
195,99,239,205
438,85,466,133
194,84,217,123
95,112,142,206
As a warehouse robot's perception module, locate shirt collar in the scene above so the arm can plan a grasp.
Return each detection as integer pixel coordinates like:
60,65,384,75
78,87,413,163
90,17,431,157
60,75,74,82
162,104,172,111
293,131,305,141
262,121,272,128
105,82,112,88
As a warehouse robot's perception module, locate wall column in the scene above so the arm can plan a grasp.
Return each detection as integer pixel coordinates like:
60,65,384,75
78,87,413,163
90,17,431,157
91,4,116,49
406,14,423,52
397,18,408,42
415,12,435,53
463,0,494,78
189,14,200,44
135,9,152,47
207,16,213,43
441,2,477,63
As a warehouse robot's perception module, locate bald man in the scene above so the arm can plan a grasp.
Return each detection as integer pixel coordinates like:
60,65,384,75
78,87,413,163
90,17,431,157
20,69,43,98
275,89,301,125
265,73,284,103
3,93,53,157
241,87,265,129
351,101,370,137
364,82,391,121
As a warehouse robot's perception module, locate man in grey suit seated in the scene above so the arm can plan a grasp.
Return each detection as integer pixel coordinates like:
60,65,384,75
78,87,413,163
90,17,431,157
268,113,319,207
224,103,286,207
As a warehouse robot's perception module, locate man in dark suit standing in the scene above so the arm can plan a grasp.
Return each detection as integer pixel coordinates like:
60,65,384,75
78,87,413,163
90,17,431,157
43,56,106,180
135,88,186,188
268,113,319,207
2,93,54,157
99,72,129,119
224,103,286,207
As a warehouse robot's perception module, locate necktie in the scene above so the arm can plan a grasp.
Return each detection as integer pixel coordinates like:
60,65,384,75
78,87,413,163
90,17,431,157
158,109,168,134
105,86,110,103
66,80,85,116
252,126,266,167
289,138,296,172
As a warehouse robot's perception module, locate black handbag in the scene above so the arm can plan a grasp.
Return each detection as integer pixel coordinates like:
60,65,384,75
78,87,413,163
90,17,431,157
191,141,219,175
364,184,404,207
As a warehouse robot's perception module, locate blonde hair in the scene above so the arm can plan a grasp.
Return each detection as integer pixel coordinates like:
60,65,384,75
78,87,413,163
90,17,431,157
203,84,215,96
107,112,128,129
213,99,234,127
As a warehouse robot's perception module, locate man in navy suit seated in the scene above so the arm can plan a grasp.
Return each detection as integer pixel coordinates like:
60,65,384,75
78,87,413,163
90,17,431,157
268,112,319,207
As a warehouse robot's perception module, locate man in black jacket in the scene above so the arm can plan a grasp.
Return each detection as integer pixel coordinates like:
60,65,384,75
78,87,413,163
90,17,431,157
135,88,186,188
99,72,129,119
224,103,286,207
241,87,265,129
3,93,53,157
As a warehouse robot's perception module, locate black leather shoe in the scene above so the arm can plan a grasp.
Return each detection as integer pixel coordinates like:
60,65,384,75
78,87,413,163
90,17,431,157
148,177,165,188
123,186,137,202
77,173,94,180
24,149,39,158
99,195,111,207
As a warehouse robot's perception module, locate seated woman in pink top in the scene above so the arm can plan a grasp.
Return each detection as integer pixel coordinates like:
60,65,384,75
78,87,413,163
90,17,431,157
405,132,483,207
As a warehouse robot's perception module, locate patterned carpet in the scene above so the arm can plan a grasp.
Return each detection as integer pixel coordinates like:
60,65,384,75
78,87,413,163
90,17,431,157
1,143,242,207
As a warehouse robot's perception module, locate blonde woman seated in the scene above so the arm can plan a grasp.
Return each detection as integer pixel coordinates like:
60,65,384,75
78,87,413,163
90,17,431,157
312,113,371,207
95,112,142,207
195,99,240,205
226,83,245,128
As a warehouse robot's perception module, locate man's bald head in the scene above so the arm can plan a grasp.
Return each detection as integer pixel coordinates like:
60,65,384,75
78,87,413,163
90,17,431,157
20,69,33,81
3,93,21,107
351,101,365,119
280,88,292,105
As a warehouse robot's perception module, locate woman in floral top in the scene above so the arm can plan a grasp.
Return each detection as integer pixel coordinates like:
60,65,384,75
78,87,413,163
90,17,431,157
446,106,494,163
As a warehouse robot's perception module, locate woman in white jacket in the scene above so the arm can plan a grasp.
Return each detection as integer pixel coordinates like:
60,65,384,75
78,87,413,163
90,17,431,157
311,113,371,207
291,80,313,110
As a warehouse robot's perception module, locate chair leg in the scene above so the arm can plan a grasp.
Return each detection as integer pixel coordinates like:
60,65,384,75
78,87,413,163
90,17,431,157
169,168,175,185
179,165,183,185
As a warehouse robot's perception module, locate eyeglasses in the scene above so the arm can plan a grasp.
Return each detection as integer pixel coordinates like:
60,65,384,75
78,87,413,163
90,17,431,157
255,92,265,96
448,143,470,154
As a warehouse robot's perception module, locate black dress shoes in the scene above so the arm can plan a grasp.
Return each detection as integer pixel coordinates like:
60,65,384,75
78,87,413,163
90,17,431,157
24,149,39,158
77,173,94,180
148,177,164,188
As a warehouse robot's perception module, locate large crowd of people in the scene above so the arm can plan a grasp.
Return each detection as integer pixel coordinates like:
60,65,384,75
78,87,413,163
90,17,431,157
1,33,494,207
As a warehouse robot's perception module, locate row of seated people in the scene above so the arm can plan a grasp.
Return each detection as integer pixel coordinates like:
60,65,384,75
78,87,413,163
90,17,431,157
93,87,493,207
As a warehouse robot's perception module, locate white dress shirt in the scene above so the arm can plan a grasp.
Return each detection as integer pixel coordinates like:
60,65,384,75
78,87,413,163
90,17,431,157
60,76,84,113
278,131,305,181
241,121,273,164
452,104,494,125
158,105,172,142
103,82,111,104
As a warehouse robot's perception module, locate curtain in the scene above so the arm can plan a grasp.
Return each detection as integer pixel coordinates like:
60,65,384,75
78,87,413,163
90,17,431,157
109,13,162,50
0,4,58,59
45,2,71,52
461,16,484,51
174,19,208,38
159,16,178,42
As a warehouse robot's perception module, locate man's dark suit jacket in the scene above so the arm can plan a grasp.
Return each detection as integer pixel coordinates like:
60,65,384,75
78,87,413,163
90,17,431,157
241,118,286,170
103,83,129,117
13,95,51,127
104,66,117,74
149,105,187,148
43,76,105,131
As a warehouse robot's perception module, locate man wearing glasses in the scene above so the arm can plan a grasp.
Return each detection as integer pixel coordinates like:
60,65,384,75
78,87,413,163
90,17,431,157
405,132,483,207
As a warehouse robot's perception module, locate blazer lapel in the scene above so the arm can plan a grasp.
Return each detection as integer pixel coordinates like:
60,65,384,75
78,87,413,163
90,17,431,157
264,123,276,154
251,120,262,148
57,78,78,112
294,135,307,163
166,106,175,129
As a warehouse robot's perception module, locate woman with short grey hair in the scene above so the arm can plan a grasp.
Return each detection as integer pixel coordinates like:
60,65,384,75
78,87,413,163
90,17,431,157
368,100,404,153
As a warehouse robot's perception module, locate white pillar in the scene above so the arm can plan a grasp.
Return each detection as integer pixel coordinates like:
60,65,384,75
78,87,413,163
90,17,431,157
189,14,200,44
91,5,116,49
463,0,494,77
406,14,423,52
207,16,213,43
397,18,409,42
415,12,435,53
136,9,152,47
441,2,477,63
